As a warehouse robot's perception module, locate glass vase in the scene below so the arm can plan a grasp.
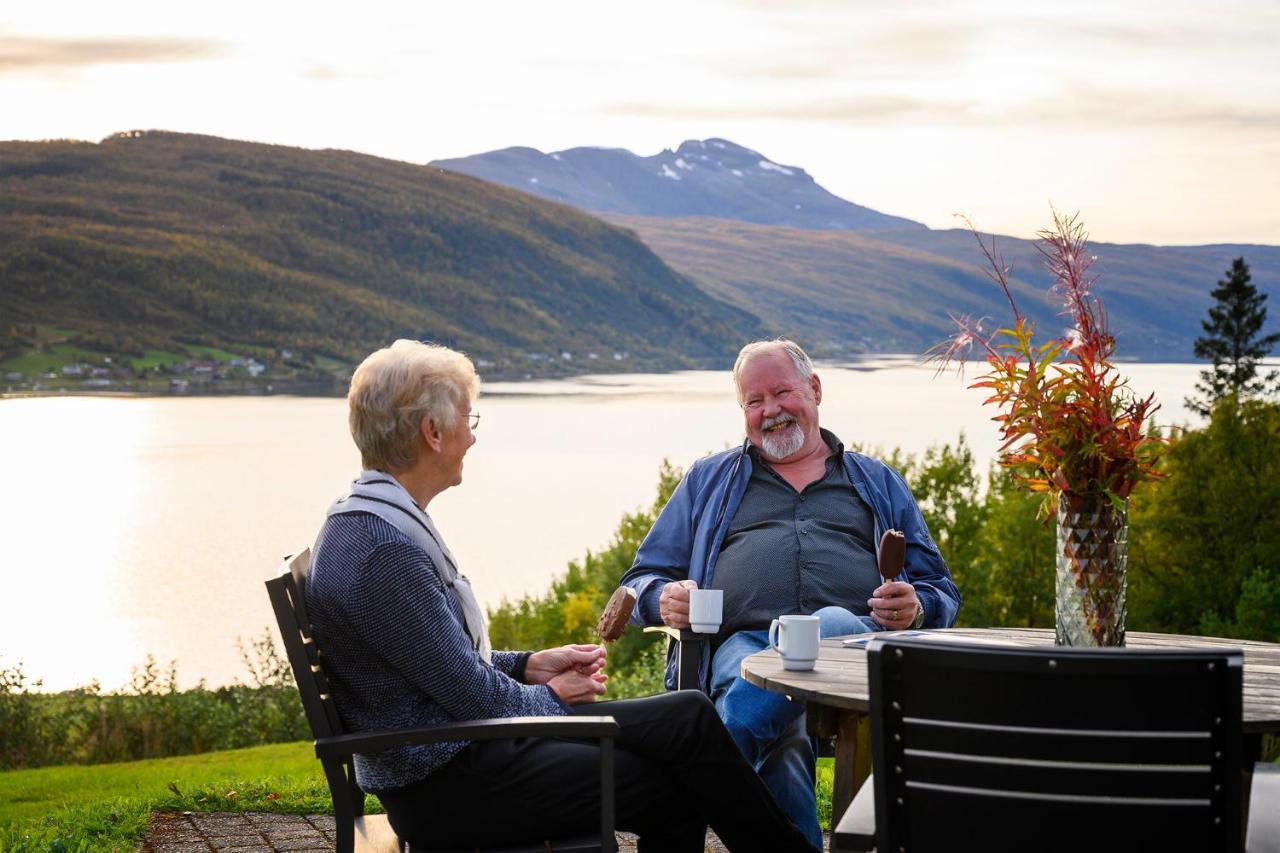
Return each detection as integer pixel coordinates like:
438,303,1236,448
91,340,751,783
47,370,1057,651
1055,495,1128,647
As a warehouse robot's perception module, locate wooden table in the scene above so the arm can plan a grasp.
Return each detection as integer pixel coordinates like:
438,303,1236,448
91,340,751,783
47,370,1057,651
740,627,1280,825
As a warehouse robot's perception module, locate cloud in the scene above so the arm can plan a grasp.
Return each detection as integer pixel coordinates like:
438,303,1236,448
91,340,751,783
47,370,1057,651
605,85,1280,131
303,65,340,81
603,94,978,124
0,35,226,73
1014,84,1280,130
732,21,981,81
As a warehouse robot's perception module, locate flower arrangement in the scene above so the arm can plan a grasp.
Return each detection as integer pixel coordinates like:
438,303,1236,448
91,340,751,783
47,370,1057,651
929,210,1165,519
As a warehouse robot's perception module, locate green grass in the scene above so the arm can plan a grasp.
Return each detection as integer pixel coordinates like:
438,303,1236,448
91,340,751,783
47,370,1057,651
0,345,103,377
313,354,351,374
0,742,371,852
0,741,835,851
816,757,833,831
184,346,239,363
128,349,189,370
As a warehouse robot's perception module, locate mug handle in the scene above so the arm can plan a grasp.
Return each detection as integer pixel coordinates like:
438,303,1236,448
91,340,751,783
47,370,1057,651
769,618,783,653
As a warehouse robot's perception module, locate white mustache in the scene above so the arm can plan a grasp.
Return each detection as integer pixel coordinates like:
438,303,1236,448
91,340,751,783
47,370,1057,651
760,415,798,432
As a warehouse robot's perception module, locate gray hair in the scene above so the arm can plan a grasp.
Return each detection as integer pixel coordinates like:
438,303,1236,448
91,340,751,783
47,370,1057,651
347,339,480,472
732,339,815,404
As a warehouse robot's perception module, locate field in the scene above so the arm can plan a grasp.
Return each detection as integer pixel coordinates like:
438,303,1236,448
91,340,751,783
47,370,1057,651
0,742,834,850
0,742,366,851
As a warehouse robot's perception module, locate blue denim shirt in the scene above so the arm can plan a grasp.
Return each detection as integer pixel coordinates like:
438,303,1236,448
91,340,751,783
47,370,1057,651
620,443,962,690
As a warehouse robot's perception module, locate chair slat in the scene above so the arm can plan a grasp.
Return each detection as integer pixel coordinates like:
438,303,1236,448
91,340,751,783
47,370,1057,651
904,718,1217,764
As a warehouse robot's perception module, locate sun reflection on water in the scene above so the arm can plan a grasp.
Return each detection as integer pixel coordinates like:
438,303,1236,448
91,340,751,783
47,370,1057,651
0,397,152,690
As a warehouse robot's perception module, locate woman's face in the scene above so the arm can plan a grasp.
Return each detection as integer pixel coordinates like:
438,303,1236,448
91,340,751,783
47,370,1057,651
438,399,478,488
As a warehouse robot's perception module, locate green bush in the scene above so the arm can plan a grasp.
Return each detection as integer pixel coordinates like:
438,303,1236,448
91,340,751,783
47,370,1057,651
0,632,307,771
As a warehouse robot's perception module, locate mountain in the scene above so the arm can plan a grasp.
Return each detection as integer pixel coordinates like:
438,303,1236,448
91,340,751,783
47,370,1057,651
431,138,924,232
0,132,764,377
603,215,1280,361
435,137,1278,361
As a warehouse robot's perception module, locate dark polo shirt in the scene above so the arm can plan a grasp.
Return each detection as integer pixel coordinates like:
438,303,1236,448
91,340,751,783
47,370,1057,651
711,429,880,644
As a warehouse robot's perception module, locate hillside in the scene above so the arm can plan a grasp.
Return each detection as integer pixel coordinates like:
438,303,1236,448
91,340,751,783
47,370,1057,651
0,132,763,382
432,138,924,232
605,215,1280,361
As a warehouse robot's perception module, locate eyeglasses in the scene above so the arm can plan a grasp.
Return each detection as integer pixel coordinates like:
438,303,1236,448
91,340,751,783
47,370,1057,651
465,411,481,430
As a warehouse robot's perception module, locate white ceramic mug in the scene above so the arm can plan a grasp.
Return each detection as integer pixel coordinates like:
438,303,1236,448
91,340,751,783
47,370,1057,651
769,614,821,671
688,588,723,634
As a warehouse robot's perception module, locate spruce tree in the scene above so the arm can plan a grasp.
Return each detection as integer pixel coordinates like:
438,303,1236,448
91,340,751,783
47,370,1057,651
1187,257,1280,416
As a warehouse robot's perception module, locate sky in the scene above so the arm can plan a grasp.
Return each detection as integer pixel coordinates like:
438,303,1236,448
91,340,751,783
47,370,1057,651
2,0,1278,246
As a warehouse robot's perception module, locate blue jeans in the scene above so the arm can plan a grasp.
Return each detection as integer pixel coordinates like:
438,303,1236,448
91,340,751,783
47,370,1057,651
709,607,879,850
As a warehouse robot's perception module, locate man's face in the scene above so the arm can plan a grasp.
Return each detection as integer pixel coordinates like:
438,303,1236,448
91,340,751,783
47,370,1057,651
738,352,823,463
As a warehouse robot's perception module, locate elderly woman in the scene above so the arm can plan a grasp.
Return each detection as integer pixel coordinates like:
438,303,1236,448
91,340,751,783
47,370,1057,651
307,340,814,852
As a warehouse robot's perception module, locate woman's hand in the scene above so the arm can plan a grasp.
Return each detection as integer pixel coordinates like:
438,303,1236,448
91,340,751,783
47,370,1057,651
526,643,606,685
548,669,608,705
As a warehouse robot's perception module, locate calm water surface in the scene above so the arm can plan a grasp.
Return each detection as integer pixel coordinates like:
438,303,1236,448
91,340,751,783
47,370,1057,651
0,359,1206,690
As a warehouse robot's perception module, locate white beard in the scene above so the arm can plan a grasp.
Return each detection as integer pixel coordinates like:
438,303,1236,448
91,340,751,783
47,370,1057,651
759,417,805,460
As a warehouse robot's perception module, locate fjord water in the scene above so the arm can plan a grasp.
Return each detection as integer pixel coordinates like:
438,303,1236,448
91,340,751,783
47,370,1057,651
0,359,1205,691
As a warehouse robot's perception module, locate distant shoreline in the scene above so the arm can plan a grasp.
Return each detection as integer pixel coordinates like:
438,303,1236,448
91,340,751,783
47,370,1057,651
1,354,1215,402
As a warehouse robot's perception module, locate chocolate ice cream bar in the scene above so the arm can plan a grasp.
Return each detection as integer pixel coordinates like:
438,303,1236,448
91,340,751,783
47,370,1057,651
597,586,637,641
878,529,906,580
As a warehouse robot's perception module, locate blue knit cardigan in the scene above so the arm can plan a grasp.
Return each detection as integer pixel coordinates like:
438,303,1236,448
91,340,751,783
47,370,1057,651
307,512,568,793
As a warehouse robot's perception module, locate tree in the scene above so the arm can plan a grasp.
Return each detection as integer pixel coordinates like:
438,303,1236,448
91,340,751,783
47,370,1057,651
1188,257,1280,416
1129,397,1280,641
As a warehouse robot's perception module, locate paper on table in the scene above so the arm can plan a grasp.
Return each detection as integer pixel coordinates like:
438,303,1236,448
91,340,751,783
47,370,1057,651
841,631,1016,648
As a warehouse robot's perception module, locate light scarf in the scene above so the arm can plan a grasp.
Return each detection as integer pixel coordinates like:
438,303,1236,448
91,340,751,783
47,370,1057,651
324,470,492,662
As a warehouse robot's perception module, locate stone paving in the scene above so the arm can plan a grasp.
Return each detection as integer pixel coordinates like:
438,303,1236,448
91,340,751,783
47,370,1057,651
141,811,832,852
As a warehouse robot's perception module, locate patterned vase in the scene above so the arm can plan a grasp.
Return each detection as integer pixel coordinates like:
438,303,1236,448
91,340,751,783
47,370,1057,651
1055,495,1128,647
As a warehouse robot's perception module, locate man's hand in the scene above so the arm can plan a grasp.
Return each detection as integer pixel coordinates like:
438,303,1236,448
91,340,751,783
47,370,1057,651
659,579,698,629
868,581,920,630
548,668,609,705
526,644,606,685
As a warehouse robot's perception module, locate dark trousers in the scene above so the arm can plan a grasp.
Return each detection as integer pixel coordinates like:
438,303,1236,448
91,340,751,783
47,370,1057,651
378,691,815,852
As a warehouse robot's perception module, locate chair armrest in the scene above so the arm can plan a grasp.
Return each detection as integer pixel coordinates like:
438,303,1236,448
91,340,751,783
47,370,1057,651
643,627,708,692
1247,761,1280,853
832,773,876,852
315,715,620,759
643,625,706,643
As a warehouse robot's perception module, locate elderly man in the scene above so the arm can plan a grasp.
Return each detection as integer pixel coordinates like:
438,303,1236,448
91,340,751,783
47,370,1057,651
620,339,961,848
307,340,814,852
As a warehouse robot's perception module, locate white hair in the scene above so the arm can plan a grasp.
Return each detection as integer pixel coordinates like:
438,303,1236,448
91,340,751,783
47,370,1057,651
732,339,815,404
347,340,480,471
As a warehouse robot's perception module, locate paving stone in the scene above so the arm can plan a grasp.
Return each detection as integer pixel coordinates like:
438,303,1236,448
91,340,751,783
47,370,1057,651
207,835,266,850
192,814,254,832
245,813,310,827
304,815,336,832
270,839,332,852
154,833,207,844
144,811,831,853
262,829,325,843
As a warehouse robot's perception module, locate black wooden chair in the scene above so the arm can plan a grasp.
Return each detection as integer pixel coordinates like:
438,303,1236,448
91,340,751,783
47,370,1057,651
267,549,620,853
833,636,1279,853
642,625,707,691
